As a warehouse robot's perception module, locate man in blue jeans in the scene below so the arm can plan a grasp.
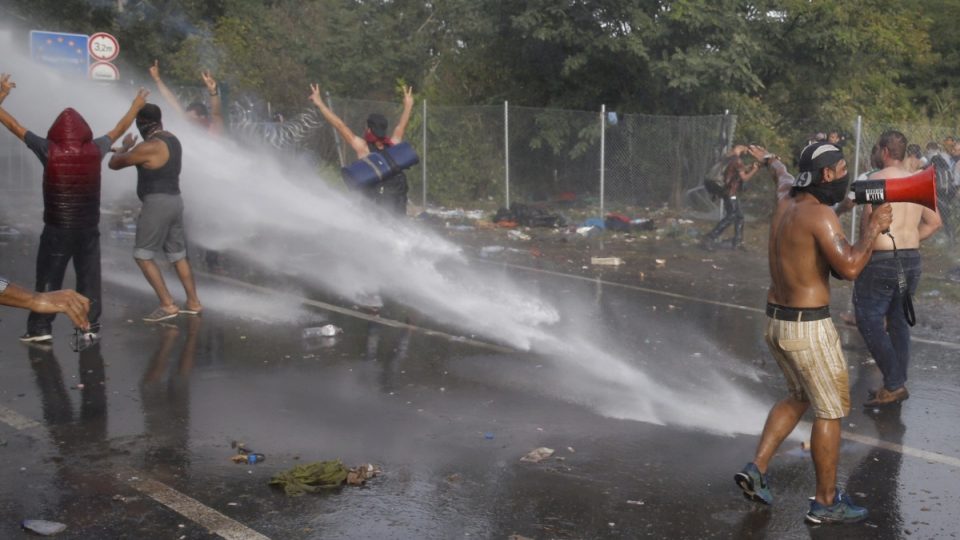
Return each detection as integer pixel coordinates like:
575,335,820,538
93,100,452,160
0,73,148,342
854,130,942,407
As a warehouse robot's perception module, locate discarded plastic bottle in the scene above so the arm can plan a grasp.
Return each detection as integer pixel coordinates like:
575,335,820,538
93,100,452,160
302,324,342,339
247,453,266,464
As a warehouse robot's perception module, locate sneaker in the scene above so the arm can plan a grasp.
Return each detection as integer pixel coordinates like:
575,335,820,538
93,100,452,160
805,490,868,524
20,331,53,343
143,306,179,323
734,462,773,505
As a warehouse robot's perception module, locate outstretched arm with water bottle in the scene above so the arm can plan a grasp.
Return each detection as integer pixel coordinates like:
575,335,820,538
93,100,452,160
0,275,91,330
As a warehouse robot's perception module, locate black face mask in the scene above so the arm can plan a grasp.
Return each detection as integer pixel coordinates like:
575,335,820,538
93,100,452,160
805,173,850,205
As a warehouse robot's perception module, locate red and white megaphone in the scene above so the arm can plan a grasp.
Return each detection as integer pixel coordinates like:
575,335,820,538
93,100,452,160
851,166,938,210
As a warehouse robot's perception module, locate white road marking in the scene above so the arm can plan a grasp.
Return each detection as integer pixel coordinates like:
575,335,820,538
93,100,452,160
123,470,272,540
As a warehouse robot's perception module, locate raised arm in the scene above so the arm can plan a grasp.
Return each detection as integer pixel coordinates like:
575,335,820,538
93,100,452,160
0,73,27,140
105,88,149,143
813,202,892,280
0,73,14,106
391,85,414,143
308,83,365,156
748,145,793,200
739,161,760,182
201,70,224,136
149,60,185,117
918,206,942,241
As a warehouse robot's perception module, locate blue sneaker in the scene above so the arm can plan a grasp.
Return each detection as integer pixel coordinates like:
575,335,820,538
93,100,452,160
734,462,773,505
805,490,868,524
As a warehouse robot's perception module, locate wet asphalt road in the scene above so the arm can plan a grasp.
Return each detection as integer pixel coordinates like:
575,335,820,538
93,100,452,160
1,233,959,540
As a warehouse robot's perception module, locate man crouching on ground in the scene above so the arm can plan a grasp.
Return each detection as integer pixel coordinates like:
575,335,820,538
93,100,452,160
734,142,892,524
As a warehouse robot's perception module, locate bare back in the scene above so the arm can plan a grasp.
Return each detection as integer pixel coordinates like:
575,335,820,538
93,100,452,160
867,166,926,249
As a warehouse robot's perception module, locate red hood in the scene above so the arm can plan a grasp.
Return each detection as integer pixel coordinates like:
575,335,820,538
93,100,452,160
46,108,93,145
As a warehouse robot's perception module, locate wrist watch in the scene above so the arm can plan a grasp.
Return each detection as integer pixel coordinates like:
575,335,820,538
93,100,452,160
0,275,9,295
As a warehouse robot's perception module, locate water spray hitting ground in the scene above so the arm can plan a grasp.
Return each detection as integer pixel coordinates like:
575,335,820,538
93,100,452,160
0,39,769,435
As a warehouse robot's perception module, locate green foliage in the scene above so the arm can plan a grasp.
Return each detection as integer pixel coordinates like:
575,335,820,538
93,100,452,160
3,0,954,161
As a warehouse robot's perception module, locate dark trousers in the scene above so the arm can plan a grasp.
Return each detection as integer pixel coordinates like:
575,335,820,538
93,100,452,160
707,196,744,246
853,252,921,391
28,225,102,334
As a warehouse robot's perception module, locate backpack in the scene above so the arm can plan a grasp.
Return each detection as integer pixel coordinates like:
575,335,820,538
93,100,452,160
703,156,733,198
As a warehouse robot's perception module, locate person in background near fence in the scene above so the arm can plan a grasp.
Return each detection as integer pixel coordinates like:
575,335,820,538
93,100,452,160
855,131,941,408
0,73,148,343
926,141,956,241
827,130,844,148
904,144,923,172
108,103,203,323
701,145,760,251
735,141,891,525
149,60,224,136
308,83,415,215
0,275,90,331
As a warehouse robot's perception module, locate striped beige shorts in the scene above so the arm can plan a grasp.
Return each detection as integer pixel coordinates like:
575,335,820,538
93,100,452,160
764,315,850,419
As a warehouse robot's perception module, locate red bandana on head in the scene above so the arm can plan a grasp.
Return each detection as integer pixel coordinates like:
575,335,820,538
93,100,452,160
364,131,393,147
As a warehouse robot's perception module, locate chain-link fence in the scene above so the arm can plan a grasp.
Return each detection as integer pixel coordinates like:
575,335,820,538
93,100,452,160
220,94,736,215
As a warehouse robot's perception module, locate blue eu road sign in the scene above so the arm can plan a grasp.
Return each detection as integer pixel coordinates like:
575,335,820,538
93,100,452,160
30,30,89,77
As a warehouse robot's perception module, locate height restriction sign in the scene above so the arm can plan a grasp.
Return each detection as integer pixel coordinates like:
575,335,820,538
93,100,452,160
88,32,119,62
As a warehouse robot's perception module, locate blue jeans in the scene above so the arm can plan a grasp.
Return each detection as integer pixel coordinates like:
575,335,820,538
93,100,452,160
853,251,921,391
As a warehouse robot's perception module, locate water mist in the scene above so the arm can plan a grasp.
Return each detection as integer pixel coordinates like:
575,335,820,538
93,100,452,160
0,30,769,435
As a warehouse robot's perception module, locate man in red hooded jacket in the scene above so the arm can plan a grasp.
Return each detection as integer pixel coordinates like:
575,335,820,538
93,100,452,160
0,73,148,343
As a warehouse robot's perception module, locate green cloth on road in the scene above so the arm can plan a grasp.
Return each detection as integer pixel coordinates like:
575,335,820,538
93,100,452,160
269,460,349,496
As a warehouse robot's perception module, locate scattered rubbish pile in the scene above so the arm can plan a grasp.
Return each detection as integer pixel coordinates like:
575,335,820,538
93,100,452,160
269,460,381,496
230,441,266,465
494,203,567,228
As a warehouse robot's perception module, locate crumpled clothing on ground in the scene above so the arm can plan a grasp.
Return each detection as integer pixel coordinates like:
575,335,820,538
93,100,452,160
269,460,381,496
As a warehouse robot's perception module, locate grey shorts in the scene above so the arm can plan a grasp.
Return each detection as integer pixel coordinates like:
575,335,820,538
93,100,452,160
135,194,187,262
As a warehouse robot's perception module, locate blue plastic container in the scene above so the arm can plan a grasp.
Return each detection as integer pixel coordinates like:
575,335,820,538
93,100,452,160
341,142,420,189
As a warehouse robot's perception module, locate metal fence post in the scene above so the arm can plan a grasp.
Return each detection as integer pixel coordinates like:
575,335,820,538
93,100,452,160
600,104,606,218
851,115,862,237
504,100,510,209
422,99,428,208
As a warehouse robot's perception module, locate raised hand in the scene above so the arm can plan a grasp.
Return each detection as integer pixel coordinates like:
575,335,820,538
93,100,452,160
121,132,139,151
401,85,414,108
0,73,15,94
133,87,150,108
149,59,161,81
308,83,322,105
201,70,218,95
